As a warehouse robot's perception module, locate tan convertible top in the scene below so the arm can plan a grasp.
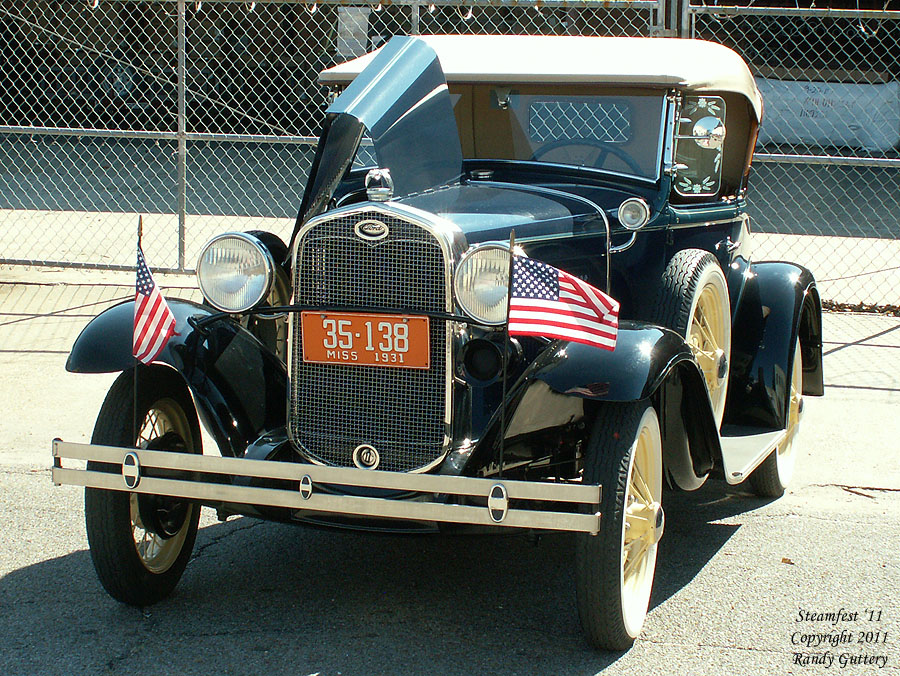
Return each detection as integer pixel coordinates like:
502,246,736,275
322,35,763,120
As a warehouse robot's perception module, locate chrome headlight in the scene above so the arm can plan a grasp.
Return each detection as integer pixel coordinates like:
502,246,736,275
454,244,511,326
196,233,275,313
617,198,651,231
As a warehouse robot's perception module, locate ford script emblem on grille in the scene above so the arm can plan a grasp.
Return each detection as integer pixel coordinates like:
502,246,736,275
353,444,381,470
354,219,389,241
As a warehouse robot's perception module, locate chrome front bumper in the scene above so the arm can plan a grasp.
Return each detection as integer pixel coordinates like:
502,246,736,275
52,440,602,534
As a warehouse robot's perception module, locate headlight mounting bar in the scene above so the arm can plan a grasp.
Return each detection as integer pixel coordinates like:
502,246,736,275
188,304,492,333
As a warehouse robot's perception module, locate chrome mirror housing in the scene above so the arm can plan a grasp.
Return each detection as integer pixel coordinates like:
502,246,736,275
692,116,726,150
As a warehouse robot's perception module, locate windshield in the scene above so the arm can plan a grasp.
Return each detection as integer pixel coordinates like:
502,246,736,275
449,85,666,180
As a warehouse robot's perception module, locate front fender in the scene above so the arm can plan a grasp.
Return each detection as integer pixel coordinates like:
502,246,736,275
67,299,287,458
725,261,823,430
528,321,694,402
464,322,721,489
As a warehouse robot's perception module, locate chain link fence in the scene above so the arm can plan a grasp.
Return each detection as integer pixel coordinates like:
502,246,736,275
689,4,900,306
1,0,898,306
0,0,661,273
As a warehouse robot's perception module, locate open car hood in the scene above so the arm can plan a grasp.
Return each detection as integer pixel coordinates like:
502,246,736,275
294,36,463,232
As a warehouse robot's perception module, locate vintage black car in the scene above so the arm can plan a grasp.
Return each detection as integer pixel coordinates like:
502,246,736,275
53,35,824,650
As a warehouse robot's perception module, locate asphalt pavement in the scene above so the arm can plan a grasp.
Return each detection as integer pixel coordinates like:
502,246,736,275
0,273,898,676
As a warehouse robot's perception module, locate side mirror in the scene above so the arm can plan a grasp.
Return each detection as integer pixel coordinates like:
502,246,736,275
692,116,726,150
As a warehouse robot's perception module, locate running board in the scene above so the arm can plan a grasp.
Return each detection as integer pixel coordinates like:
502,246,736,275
51,440,602,534
719,427,787,484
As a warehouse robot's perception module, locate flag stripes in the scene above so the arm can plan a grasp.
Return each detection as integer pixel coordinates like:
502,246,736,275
134,246,177,364
508,255,619,351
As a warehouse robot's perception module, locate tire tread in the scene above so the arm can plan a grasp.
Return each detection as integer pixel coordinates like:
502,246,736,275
650,248,720,334
576,402,652,651
84,366,201,606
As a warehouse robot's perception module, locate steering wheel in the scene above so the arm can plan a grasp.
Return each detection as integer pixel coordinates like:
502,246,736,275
530,138,643,176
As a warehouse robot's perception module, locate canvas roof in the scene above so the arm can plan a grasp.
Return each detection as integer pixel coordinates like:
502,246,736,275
321,35,763,120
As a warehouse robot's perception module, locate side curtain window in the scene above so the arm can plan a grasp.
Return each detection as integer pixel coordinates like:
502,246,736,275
674,96,726,198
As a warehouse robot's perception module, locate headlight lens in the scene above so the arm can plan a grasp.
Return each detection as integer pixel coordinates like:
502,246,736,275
617,197,651,230
454,245,511,325
196,233,274,313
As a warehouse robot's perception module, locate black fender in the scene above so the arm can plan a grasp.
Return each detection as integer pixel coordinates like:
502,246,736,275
67,299,287,459
725,261,823,430
466,321,721,490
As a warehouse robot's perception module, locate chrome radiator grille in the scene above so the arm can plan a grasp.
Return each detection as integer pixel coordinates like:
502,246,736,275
289,210,449,472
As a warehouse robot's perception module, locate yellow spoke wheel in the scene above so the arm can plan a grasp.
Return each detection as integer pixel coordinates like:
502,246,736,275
85,366,202,606
576,402,663,650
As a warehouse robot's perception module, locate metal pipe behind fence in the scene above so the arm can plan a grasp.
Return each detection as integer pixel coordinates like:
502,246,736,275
755,154,900,169
0,127,320,145
687,4,900,19
0,258,195,275
114,0,660,5
681,0,692,37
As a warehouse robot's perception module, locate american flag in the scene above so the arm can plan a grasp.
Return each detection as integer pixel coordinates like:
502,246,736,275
508,256,619,351
134,246,177,364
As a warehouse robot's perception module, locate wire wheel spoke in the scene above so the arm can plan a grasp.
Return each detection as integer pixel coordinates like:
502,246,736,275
630,463,654,506
128,401,194,573
623,538,651,580
694,305,719,351
691,337,716,383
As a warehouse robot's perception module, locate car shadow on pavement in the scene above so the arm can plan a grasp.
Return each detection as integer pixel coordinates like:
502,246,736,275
652,479,763,609
0,478,764,675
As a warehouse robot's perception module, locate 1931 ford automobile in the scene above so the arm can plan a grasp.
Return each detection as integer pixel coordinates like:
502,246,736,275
53,35,824,650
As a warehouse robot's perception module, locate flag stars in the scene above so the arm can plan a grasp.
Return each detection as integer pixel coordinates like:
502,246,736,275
509,254,619,352
513,257,560,301
136,252,156,296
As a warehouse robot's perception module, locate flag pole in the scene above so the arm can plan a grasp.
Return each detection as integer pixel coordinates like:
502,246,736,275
498,229,516,479
133,215,143,446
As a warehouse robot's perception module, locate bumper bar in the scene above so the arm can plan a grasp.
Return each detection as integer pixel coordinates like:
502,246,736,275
52,440,602,534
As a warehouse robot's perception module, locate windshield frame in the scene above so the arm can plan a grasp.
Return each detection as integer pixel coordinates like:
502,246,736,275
449,85,669,183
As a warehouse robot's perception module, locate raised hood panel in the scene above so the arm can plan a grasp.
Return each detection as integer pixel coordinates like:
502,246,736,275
295,36,463,232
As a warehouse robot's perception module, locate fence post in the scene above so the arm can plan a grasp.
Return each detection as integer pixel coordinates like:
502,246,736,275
411,0,420,35
176,0,187,271
681,0,693,37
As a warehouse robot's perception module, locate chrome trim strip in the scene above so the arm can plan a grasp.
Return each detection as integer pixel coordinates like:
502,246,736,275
52,441,602,534
653,93,669,181
662,90,678,179
665,211,749,231
609,232,637,254
506,160,659,186
289,202,468,473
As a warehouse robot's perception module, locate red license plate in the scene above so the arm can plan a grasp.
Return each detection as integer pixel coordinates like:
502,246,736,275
301,311,430,369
